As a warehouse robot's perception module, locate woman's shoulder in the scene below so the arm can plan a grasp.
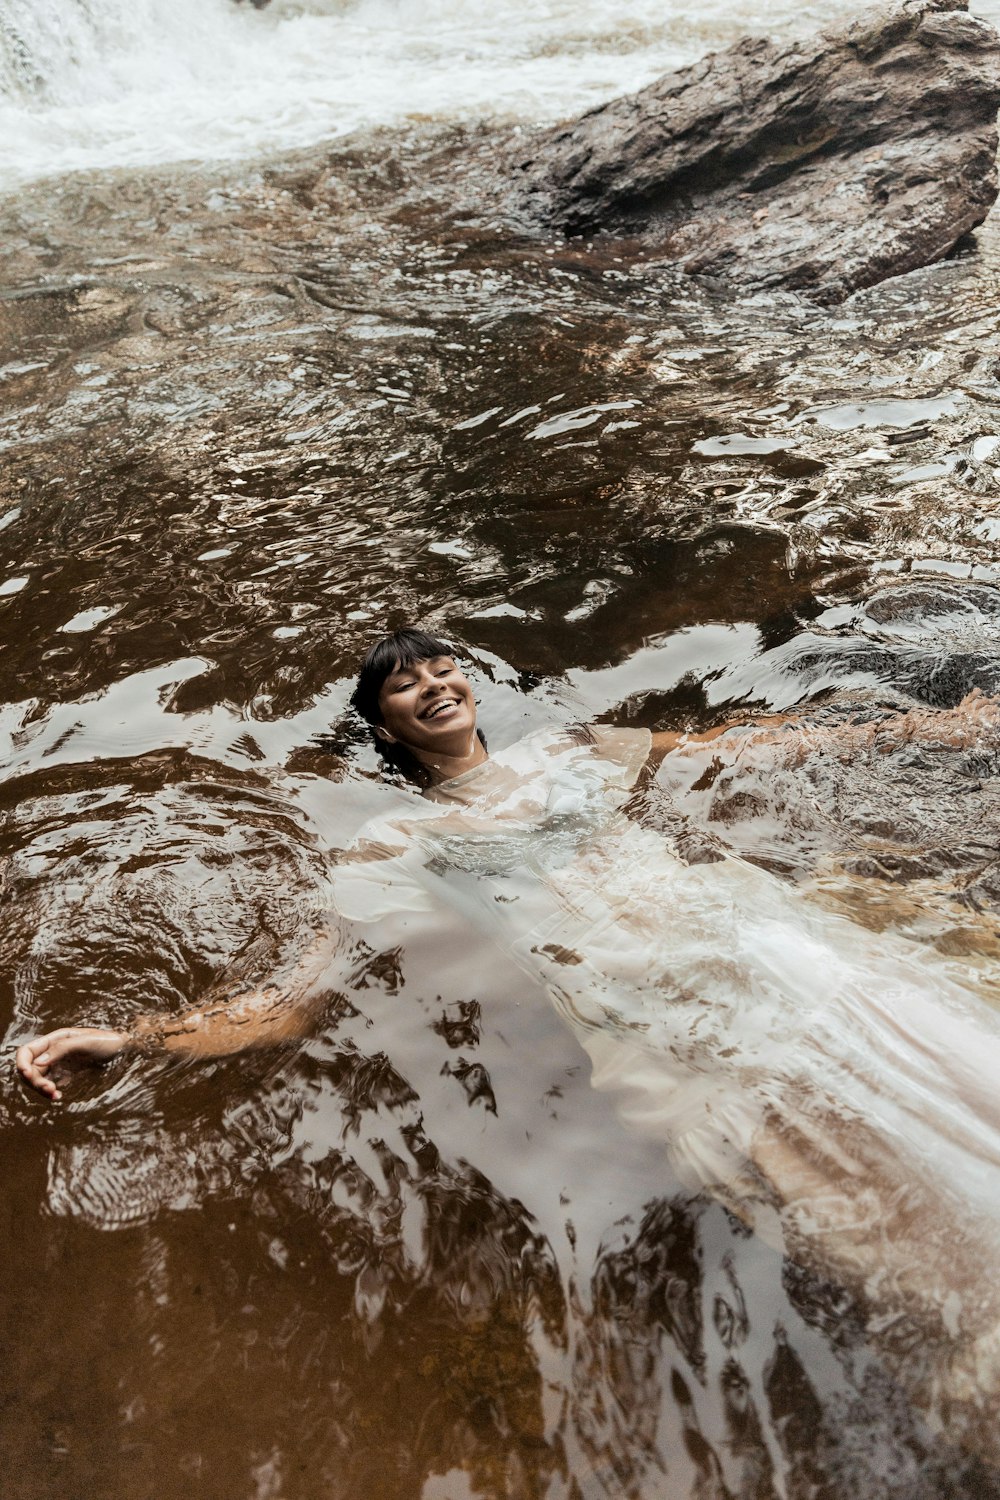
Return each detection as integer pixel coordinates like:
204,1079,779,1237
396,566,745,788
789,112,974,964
491,720,651,753
495,721,652,780
490,722,590,765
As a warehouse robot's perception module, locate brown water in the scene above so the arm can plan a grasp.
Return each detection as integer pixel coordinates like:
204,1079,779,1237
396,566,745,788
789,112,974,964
1,127,1000,1499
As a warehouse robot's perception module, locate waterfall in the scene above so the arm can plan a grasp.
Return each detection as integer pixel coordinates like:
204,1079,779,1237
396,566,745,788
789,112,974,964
3,0,996,192
0,0,251,107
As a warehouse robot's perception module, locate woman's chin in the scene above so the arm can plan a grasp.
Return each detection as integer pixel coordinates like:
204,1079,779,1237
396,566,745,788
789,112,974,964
420,709,473,737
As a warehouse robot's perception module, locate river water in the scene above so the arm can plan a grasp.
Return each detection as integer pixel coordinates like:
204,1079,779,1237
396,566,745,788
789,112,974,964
2,2,1000,1497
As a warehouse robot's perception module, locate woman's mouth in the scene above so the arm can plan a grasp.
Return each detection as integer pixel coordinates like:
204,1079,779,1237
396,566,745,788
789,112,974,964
421,698,461,722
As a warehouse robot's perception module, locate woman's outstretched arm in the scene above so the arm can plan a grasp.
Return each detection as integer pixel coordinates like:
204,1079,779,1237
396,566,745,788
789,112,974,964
15,922,338,1102
650,689,1000,767
649,711,801,763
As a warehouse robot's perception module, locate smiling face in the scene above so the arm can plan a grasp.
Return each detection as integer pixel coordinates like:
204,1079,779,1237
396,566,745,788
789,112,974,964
376,654,479,758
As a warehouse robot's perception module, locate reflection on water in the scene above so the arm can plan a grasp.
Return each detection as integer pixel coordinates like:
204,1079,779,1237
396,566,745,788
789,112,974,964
2,95,1000,1500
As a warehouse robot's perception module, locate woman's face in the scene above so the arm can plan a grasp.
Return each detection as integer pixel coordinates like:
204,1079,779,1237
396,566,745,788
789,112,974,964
376,655,478,754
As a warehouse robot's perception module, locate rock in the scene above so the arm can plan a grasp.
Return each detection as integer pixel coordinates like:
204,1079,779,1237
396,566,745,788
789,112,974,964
509,0,1000,301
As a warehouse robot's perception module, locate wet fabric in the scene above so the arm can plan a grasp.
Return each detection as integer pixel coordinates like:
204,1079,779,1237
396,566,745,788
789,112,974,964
331,726,1000,1227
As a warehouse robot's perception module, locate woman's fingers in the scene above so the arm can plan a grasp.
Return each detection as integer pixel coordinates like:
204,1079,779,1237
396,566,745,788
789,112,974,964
15,1037,62,1099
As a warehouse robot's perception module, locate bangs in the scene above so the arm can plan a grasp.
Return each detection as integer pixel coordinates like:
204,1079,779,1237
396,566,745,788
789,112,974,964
350,628,454,725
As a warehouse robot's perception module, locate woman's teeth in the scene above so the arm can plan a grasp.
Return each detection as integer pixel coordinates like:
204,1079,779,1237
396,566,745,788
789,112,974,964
425,699,457,720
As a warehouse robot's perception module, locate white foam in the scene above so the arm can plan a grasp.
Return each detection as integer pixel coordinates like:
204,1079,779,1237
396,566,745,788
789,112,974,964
8,0,995,192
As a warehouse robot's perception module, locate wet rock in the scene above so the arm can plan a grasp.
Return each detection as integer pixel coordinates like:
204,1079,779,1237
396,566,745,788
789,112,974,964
510,0,1000,301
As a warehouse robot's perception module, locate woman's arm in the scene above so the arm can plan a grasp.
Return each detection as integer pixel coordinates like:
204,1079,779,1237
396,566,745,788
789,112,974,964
649,712,803,765
15,924,337,1102
650,690,1000,769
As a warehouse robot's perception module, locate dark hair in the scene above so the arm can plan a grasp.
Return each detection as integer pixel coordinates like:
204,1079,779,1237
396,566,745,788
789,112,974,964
350,628,484,786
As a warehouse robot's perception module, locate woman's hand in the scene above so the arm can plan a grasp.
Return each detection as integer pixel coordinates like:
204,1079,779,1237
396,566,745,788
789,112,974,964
14,1027,128,1102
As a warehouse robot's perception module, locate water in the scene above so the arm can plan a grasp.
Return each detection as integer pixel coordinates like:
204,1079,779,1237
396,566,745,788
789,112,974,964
2,1,1000,1497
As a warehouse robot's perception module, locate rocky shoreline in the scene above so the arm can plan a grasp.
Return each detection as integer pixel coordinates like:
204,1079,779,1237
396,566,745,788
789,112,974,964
501,0,1000,301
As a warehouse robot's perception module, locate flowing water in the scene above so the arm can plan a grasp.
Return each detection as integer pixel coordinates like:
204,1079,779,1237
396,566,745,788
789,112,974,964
2,2,1000,1497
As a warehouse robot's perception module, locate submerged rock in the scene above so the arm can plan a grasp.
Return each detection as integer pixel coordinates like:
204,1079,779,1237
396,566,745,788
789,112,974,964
510,0,1000,301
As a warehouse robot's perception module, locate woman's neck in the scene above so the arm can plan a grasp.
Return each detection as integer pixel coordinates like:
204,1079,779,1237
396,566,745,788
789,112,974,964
411,732,489,785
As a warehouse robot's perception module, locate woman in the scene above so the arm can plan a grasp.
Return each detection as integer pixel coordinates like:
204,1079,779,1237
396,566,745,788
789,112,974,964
14,630,1000,1411
7,627,848,1093
16,627,1000,1154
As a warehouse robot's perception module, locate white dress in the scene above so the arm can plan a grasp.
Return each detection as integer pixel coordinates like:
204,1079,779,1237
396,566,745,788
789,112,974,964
331,725,1000,1245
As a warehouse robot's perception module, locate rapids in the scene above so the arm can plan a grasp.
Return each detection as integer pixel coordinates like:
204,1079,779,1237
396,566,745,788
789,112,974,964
1,2,1000,1498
